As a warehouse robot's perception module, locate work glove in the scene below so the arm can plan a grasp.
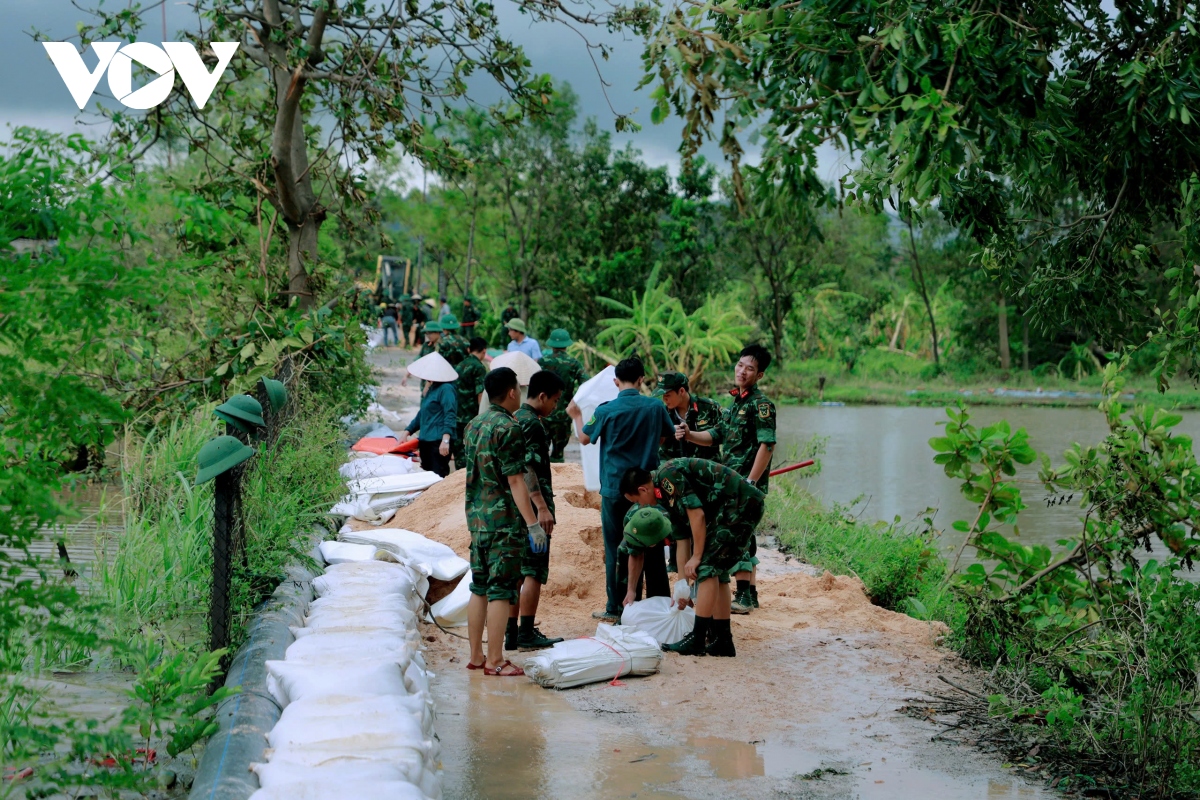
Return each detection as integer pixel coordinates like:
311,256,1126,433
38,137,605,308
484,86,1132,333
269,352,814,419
528,523,548,554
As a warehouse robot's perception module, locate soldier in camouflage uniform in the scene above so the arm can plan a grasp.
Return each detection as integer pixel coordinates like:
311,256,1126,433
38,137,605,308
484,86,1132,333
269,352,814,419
499,301,520,348
505,370,567,651
463,367,544,676
655,372,722,463
677,344,777,614
460,296,480,335
437,313,470,367
398,294,414,347
620,458,765,657
538,329,589,462
452,337,488,470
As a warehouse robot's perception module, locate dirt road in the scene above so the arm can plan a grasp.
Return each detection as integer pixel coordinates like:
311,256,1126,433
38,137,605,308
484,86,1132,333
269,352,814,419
365,346,1046,800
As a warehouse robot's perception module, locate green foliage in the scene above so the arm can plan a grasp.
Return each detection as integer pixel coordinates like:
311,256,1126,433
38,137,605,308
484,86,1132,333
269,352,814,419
593,264,753,391
935,364,1200,795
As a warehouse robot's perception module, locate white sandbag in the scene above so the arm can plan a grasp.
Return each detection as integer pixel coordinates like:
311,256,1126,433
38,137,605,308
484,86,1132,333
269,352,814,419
346,472,443,497
329,491,423,521
249,780,429,800
524,624,663,690
314,562,420,598
308,593,416,614
339,454,415,481
361,401,408,428
304,607,418,631
404,660,431,696
618,596,695,645
265,660,409,707
291,623,421,642
252,758,425,789
284,631,417,670
270,693,434,739
340,529,469,582
317,541,380,565
571,366,619,492
268,708,433,761
427,573,470,628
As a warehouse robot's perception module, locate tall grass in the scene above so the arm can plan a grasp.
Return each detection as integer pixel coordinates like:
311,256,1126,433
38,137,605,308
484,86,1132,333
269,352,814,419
764,483,964,633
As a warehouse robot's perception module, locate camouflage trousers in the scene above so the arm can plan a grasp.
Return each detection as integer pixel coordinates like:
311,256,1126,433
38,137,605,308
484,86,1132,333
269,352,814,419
519,533,551,585
469,529,523,603
685,499,764,583
450,419,472,470
545,417,573,463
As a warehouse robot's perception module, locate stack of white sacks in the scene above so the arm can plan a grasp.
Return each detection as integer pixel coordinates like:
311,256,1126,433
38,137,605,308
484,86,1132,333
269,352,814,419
250,558,442,800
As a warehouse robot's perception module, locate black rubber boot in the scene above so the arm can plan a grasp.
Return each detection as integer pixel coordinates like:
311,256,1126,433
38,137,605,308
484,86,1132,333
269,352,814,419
749,585,760,609
518,625,564,651
705,619,736,657
505,617,519,651
663,617,710,656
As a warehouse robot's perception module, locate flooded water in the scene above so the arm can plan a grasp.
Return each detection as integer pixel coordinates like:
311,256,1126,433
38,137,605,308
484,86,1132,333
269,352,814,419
774,404,1200,561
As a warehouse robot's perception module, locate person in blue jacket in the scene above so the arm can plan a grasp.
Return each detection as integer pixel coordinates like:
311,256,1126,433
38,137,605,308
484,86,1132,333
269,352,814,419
400,351,459,477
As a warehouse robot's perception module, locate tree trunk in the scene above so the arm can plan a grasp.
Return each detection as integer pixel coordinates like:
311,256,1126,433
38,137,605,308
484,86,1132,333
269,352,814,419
998,295,1011,370
772,286,786,365
464,185,478,297
905,218,940,369
1021,310,1030,371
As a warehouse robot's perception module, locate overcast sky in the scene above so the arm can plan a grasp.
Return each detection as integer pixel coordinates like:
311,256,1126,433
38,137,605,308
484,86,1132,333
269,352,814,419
0,0,850,184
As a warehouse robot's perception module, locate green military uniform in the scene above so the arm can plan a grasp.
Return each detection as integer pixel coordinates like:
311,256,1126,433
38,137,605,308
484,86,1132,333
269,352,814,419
712,385,777,575
411,299,428,345
464,404,527,603
648,457,765,583
437,314,470,367
538,330,589,463
460,301,480,333
515,404,554,585
452,353,487,468
655,373,723,462
415,321,441,393
398,295,414,346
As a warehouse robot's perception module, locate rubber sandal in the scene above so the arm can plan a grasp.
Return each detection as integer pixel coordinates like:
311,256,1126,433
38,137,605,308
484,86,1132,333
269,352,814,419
483,660,525,677
466,660,486,670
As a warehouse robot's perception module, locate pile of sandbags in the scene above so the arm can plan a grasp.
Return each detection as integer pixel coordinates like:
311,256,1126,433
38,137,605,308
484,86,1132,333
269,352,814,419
524,624,663,690
251,560,442,800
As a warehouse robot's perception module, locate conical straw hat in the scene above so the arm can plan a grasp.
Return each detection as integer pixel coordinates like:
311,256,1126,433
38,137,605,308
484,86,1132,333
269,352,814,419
490,350,540,385
407,351,459,383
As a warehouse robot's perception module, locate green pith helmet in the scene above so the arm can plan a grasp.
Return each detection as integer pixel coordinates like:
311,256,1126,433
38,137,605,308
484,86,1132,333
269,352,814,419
260,378,288,412
439,313,461,330
215,394,265,428
399,294,411,302
505,318,527,333
214,409,251,434
195,436,255,485
624,506,671,549
423,321,443,334
546,328,573,349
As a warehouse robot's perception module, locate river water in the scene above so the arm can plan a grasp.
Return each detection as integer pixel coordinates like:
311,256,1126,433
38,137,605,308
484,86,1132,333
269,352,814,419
773,404,1200,563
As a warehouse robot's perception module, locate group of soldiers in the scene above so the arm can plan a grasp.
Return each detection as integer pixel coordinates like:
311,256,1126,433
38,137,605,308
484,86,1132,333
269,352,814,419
401,300,777,672
378,293,482,349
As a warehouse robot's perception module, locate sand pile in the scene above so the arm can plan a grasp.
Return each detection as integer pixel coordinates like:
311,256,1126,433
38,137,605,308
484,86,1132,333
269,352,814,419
352,464,944,646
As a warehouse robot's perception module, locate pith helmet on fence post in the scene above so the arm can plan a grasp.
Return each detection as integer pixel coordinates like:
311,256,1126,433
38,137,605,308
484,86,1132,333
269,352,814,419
260,378,288,413
195,435,255,486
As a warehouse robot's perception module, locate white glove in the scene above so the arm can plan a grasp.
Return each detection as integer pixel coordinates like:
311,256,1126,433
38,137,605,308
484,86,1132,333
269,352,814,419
528,523,548,554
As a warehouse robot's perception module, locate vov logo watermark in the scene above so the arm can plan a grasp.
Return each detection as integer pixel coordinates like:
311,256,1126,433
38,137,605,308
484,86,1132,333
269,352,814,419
42,42,239,110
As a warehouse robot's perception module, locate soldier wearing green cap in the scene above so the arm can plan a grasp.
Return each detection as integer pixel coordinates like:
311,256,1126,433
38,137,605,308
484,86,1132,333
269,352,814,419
409,295,428,348
460,296,480,333
620,458,765,657
656,372,722,462
499,300,520,347
538,329,589,462
452,337,489,470
437,314,470,367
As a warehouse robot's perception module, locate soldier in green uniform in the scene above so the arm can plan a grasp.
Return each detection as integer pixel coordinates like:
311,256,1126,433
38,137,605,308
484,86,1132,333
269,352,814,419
452,337,489,470
538,329,589,463
463,367,544,677
620,458,765,657
506,370,567,651
398,294,414,347
410,295,428,347
460,296,481,335
437,313,470,367
677,344,776,614
499,301,520,347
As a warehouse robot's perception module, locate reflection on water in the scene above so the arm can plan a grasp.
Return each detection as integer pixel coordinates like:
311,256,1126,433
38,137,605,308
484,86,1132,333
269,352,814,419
774,404,1200,561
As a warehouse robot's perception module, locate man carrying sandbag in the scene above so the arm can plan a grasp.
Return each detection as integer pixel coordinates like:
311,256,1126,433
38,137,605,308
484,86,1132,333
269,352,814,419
506,369,567,651
619,458,765,657
567,356,676,623
463,367,545,677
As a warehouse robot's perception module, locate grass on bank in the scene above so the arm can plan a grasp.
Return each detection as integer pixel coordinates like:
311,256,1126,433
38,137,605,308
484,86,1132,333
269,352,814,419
763,482,964,633
770,350,1200,409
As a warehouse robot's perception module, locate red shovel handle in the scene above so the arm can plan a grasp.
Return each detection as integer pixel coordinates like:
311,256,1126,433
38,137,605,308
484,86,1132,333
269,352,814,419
768,459,815,478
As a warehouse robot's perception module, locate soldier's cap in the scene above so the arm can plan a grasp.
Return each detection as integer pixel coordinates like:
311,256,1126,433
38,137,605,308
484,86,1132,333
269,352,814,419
399,294,411,301
423,321,443,333
439,313,461,330
505,318,527,333
623,506,671,550
195,435,255,486
546,328,573,348
658,372,689,392
215,394,264,428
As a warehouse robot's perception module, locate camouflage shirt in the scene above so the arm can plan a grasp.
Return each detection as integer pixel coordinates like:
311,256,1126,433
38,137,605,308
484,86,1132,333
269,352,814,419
654,457,766,537
464,404,527,535
538,350,589,425
515,404,554,516
658,395,723,462
438,332,470,367
713,385,777,493
418,340,436,360
454,354,487,426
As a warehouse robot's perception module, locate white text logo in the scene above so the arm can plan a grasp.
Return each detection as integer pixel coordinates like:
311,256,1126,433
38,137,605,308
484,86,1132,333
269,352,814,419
42,42,240,110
